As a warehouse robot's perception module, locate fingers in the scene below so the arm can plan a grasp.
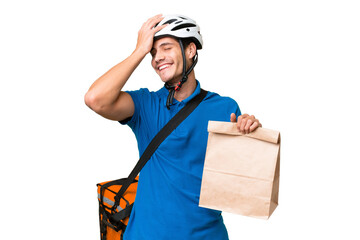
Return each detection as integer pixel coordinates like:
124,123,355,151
153,23,168,32
136,14,166,54
236,114,248,133
143,14,164,30
238,116,252,134
236,114,261,134
249,121,260,132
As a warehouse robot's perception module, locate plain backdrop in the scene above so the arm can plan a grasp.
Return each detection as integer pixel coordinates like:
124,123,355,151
1,0,359,239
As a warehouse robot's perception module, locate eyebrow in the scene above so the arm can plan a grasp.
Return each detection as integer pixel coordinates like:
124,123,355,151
159,42,175,48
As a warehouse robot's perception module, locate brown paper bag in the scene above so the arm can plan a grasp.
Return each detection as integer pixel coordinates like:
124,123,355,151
199,121,280,219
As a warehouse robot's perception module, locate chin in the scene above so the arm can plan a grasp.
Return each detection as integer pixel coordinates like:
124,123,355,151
156,69,181,85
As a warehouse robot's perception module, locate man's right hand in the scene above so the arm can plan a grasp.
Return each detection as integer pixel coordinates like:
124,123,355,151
85,15,169,121
135,14,168,56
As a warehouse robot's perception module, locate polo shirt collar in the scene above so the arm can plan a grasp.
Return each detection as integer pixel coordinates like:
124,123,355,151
161,80,201,107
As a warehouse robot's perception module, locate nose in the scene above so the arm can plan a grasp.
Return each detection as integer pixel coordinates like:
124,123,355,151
154,51,165,63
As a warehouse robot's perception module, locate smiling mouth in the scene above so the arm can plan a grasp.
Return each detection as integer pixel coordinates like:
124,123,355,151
158,64,172,71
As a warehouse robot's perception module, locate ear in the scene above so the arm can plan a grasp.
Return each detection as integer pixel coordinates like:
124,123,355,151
186,42,197,59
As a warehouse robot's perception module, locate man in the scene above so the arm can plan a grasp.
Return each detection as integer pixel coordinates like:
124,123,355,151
85,14,262,240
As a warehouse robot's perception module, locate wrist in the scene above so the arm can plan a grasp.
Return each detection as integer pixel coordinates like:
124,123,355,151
133,46,149,58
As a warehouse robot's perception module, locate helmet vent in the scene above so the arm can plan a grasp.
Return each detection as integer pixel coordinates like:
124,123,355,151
164,19,178,25
171,23,196,31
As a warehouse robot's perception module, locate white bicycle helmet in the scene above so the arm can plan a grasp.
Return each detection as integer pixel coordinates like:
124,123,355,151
154,14,203,50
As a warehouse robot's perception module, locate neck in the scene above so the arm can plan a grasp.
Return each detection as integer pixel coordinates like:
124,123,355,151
172,72,196,102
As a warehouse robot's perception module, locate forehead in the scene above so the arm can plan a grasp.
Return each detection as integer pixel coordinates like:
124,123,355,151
153,37,179,49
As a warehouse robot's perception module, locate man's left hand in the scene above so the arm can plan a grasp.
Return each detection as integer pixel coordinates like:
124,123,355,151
230,113,262,134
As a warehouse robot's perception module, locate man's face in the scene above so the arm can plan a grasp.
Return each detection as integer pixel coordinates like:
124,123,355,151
150,37,184,85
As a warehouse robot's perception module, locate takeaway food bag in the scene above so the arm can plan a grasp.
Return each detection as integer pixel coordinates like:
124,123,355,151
199,121,280,219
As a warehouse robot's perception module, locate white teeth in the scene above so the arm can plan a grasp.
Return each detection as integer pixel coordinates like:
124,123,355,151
159,64,170,70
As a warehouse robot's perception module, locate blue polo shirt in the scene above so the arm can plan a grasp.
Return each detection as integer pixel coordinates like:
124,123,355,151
121,81,241,240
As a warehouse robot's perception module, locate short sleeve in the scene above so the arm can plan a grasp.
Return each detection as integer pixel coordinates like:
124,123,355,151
225,96,242,118
119,88,150,130
235,102,241,117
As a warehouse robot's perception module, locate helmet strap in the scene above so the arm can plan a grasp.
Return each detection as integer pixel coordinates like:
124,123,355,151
165,39,198,110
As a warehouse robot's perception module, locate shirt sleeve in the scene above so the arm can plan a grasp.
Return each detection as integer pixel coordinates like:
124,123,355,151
226,96,242,118
119,88,150,130
236,103,242,117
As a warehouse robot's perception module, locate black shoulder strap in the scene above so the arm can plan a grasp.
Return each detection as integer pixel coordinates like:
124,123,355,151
113,89,208,207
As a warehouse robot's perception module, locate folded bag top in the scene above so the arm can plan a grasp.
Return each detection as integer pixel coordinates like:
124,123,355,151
207,120,280,143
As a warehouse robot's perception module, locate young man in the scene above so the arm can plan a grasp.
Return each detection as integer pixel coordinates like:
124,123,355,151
85,14,262,240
